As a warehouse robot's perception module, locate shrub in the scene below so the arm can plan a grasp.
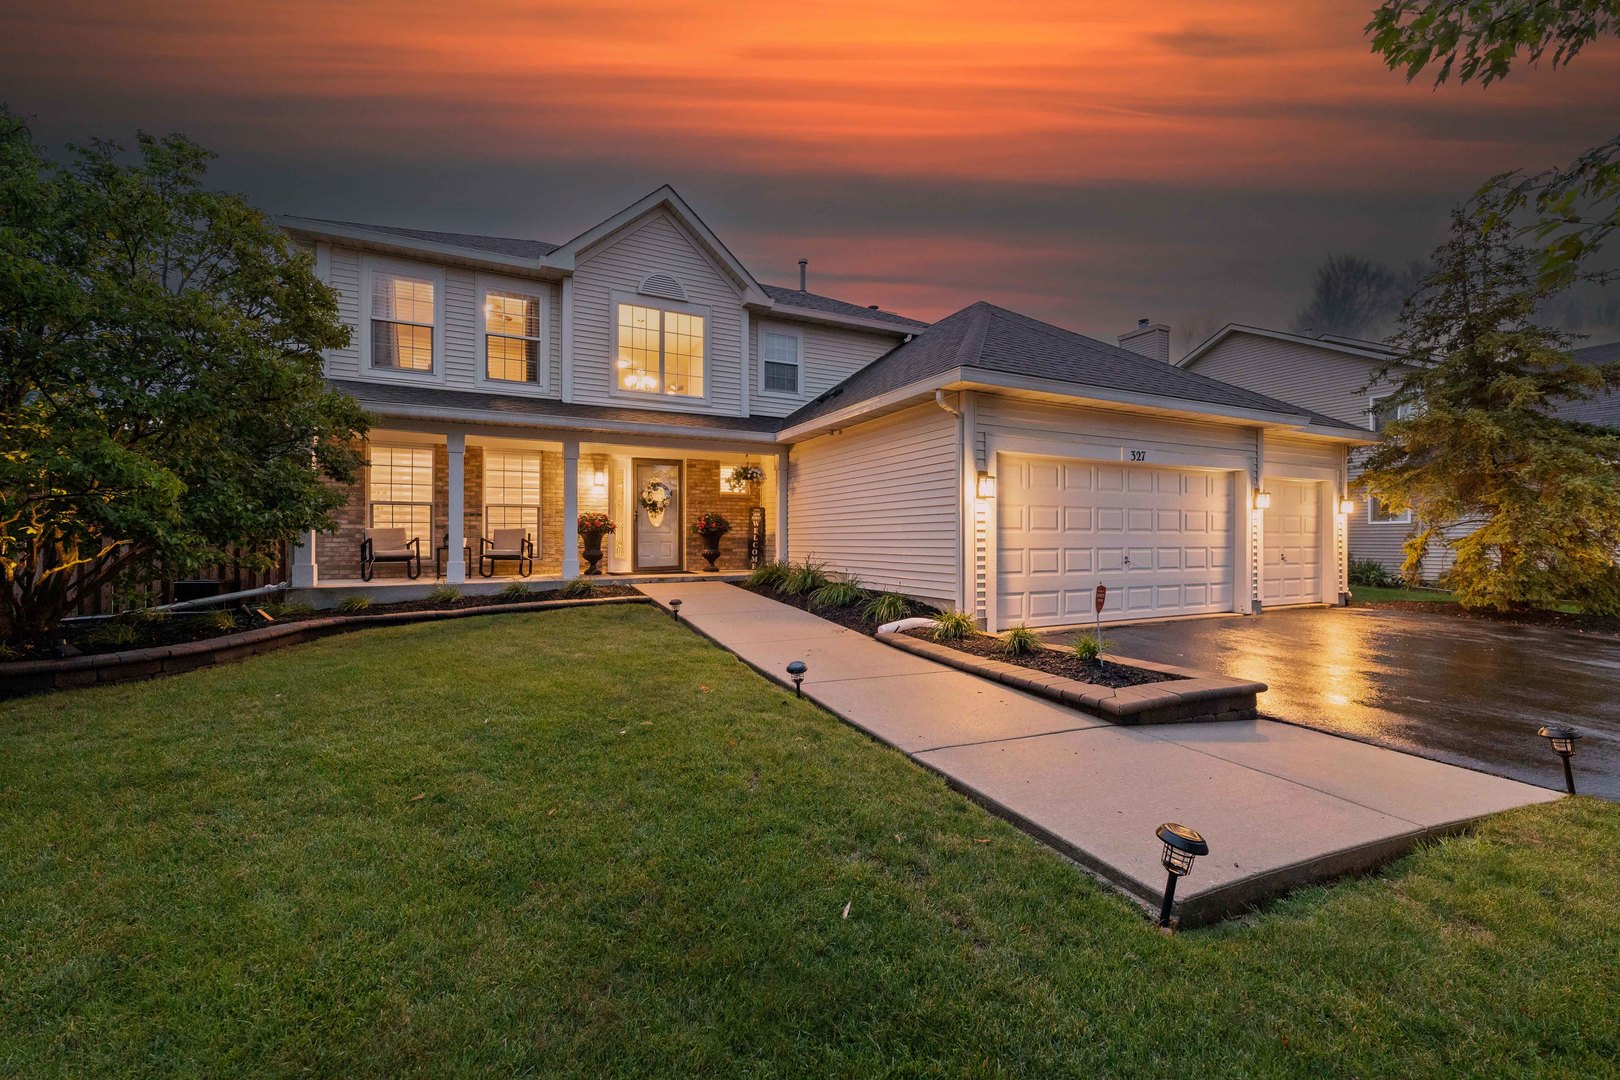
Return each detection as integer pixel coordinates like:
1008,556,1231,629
197,609,238,633
129,605,171,625
559,578,595,599
862,591,911,625
336,595,372,613
1349,558,1401,588
84,621,140,648
745,561,791,590
264,600,315,619
1072,632,1110,662
427,585,461,605
929,611,976,642
782,559,831,596
998,624,1042,656
810,578,868,612
500,582,533,602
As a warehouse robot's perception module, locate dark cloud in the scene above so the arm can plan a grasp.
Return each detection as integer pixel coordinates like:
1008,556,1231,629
1150,26,1283,59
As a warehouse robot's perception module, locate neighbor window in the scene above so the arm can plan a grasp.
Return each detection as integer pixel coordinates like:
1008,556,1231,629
368,446,434,542
616,302,705,397
484,289,541,383
1369,393,1414,433
371,272,436,372
484,450,542,545
1368,497,1412,525
761,329,802,394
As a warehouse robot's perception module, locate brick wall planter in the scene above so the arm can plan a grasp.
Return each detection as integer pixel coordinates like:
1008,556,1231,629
876,633,1264,725
0,595,651,700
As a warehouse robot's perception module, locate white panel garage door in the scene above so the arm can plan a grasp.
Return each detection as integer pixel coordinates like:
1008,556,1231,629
998,456,1235,628
1261,479,1322,606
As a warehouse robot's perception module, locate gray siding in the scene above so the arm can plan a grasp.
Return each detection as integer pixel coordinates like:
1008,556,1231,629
1185,333,1395,426
748,320,898,418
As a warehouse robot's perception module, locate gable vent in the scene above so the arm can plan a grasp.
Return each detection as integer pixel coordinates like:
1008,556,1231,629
639,272,687,301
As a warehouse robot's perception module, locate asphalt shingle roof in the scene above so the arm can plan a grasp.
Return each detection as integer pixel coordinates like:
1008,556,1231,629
760,285,930,330
783,302,1368,433
306,219,560,259
1561,340,1620,428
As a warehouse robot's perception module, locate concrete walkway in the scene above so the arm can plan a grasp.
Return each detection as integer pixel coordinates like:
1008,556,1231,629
637,583,1560,925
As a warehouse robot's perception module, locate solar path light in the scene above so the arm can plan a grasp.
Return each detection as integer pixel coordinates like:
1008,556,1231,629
786,660,807,698
669,599,681,621
1538,726,1582,795
1155,822,1209,931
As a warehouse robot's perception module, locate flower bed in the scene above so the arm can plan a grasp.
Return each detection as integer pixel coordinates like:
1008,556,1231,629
900,627,1178,689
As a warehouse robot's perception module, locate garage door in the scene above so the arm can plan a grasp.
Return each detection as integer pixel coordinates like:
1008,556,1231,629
998,456,1235,628
1261,479,1322,606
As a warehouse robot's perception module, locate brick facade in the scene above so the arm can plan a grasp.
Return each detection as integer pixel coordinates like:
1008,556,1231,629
683,459,766,572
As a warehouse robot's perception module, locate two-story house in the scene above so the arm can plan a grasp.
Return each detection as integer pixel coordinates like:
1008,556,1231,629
282,187,1374,630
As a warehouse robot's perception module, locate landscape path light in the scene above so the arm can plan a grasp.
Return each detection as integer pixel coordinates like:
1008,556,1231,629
1538,725,1582,794
669,599,682,621
787,660,807,698
1155,822,1209,931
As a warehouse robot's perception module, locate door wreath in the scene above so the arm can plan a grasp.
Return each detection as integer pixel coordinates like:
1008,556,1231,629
638,479,675,528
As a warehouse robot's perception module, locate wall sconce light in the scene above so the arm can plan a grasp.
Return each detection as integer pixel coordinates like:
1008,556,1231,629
1337,498,1355,515
1253,490,1272,510
592,467,607,490
1155,822,1209,931
976,472,997,499
1538,725,1582,794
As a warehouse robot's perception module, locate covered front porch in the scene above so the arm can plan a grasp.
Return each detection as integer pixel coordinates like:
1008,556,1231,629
290,422,784,601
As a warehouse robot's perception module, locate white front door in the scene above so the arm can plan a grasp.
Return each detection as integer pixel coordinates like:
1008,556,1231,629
1262,479,1323,606
997,455,1236,628
634,460,682,571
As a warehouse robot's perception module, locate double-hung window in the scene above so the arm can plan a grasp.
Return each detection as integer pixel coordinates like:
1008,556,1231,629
484,288,542,384
1367,393,1415,524
484,450,543,547
616,302,705,398
761,328,802,394
371,272,436,372
368,446,434,542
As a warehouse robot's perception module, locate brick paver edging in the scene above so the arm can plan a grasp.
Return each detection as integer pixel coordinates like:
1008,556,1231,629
876,632,1264,725
0,595,652,699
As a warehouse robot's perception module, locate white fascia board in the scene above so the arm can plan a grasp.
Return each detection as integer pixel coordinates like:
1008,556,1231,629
1283,421,1381,445
753,300,923,336
352,400,778,445
275,216,559,277
775,372,964,442
958,370,1311,429
1177,323,1396,368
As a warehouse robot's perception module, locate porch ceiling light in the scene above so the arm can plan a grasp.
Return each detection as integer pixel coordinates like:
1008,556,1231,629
1155,822,1209,931
1538,725,1582,794
976,471,996,499
1338,498,1355,515
1252,490,1272,510
786,660,807,697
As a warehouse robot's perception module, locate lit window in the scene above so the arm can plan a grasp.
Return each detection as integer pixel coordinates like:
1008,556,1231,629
484,451,542,546
484,290,541,383
762,329,801,394
616,303,705,397
369,446,434,541
371,272,436,372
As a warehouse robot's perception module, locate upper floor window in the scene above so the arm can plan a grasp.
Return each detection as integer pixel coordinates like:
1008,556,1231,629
368,445,434,541
484,289,541,384
1369,393,1414,432
616,302,704,398
371,272,436,372
761,328,802,395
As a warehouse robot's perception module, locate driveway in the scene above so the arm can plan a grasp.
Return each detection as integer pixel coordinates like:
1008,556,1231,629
1052,607,1620,799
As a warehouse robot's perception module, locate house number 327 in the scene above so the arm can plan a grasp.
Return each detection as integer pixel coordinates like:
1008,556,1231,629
1128,449,1147,462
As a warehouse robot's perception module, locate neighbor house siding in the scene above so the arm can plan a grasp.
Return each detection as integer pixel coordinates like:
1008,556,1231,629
788,403,960,606
569,210,745,416
748,321,900,418
1185,334,1395,427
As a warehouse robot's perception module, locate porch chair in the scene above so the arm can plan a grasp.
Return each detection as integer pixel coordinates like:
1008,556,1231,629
360,527,423,581
479,528,535,578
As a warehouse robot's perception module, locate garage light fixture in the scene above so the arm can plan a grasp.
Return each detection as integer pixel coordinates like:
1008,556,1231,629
976,471,997,499
1538,725,1582,794
1155,822,1209,931
1337,498,1355,515
1252,490,1272,510
786,660,807,697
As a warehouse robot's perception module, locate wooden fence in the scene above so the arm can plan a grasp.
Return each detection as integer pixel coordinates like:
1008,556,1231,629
57,548,289,619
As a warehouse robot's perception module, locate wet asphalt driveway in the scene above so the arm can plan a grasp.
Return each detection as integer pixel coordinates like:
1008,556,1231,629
1047,606,1620,800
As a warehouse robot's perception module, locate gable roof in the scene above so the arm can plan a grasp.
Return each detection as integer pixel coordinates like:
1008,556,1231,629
1178,323,1398,368
295,219,558,259
759,285,929,330
1560,340,1620,428
782,302,1370,437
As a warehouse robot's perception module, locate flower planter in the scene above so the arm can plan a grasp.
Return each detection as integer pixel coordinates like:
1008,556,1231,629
698,531,724,571
581,530,607,575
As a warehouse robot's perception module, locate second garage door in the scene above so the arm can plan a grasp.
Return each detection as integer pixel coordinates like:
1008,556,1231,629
998,455,1236,628
1261,478,1323,606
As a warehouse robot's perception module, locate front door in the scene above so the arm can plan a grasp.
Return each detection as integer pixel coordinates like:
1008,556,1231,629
633,460,683,571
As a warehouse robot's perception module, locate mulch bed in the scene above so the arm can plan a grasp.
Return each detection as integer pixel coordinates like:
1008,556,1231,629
736,583,892,635
1350,598,1620,636
900,628,1181,689
29,583,642,660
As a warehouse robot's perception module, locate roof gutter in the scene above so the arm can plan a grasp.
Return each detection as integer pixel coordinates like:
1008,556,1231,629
352,400,779,445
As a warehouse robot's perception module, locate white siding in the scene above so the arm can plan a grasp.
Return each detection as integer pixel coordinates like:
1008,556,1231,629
788,403,960,605
749,321,900,418
570,210,745,415
977,396,1259,460
1185,333,1395,426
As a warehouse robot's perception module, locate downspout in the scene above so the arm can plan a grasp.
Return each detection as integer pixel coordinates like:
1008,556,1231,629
933,389,960,417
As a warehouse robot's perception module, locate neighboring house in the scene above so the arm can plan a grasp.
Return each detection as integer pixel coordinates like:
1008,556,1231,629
280,187,1373,630
1177,324,1620,578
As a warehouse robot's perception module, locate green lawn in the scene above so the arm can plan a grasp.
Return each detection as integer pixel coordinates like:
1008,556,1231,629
1350,584,1460,603
3,606,1616,1077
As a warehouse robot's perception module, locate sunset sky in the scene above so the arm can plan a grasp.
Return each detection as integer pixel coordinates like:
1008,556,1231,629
4,0,1618,342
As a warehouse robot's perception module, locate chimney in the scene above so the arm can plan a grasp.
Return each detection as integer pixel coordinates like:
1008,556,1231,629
1118,317,1171,362
798,258,808,291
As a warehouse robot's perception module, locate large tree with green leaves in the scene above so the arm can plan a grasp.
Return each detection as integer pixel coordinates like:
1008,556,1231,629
1356,211,1620,611
1367,1,1619,288
0,110,368,643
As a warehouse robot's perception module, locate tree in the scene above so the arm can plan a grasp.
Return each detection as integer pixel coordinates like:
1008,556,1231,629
1355,211,1620,612
1367,1,1620,288
0,111,369,643
1292,253,1406,339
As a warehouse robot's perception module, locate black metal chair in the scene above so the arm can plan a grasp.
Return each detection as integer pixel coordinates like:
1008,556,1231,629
479,528,535,577
360,528,422,581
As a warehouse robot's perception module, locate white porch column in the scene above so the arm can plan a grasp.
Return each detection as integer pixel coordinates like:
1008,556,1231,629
290,530,318,588
562,437,581,578
775,448,790,562
446,433,466,584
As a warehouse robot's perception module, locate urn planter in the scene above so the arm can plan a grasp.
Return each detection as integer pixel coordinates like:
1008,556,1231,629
699,531,724,571
580,530,607,575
